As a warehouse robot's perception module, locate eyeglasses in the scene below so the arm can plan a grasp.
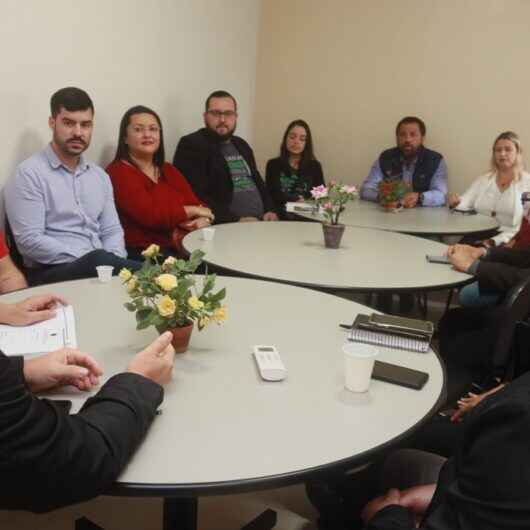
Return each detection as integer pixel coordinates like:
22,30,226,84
129,125,160,135
206,110,237,119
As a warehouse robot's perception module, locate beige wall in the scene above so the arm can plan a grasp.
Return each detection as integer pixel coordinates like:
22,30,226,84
0,0,261,190
254,0,530,194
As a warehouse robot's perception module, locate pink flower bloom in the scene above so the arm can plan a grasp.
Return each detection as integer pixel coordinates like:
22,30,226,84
323,202,333,210
311,185,328,200
341,185,357,194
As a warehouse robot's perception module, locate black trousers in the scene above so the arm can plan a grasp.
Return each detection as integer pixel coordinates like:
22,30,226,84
27,249,142,286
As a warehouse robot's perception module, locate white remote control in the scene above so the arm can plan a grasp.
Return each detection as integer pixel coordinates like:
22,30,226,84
253,345,287,381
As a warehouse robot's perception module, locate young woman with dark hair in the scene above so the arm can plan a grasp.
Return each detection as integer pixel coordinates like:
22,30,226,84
107,106,213,259
265,119,324,219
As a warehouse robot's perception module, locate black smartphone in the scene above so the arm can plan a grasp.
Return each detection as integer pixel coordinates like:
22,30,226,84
452,208,477,215
372,360,429,390
51,399,73,414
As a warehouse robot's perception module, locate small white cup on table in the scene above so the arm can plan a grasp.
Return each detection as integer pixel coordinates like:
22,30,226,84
342,342,378,393
96,265,114,283
201,227,215,241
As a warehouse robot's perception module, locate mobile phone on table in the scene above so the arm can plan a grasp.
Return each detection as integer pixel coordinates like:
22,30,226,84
452,208,477,215
372,360,429,390
426,254,450,265
368,313,434,335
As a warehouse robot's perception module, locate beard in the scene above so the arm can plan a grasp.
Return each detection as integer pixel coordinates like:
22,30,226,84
206,123,236,142
53,133,88,157
399,143,421,160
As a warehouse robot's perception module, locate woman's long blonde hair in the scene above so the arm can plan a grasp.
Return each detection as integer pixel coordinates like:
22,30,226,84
490,131,525,179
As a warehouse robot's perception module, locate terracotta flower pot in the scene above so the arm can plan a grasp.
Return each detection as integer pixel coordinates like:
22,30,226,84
322,223,345,249
167,323,194,353
381,201,399,211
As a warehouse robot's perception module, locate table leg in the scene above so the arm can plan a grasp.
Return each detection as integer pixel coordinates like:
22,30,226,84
163,497,198,530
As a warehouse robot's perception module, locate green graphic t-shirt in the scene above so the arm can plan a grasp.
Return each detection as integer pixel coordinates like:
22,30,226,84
221,141,264,219
279,172,309,198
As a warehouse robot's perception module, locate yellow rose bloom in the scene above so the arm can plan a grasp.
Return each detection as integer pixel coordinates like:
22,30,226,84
188,296,204,310
126,276,138,294
213,306,227,323
119,268,132,282
162,256,177,270
142,244,160,258
157,295,176,317
156,273,178,291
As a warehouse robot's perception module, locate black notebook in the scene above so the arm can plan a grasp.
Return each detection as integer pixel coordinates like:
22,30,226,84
348,314,432,353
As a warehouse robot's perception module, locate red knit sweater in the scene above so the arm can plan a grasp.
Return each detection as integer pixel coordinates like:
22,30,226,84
512,217,530,250
107,160,204,250
0,233,8,260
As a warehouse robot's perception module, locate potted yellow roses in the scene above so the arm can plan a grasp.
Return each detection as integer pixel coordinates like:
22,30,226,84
119,245,227,353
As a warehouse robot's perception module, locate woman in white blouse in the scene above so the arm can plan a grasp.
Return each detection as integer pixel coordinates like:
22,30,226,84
449,131,530,307
448,131,530,247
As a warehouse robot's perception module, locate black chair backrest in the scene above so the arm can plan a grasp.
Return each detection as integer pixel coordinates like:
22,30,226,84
4,216,25,270
510,320,530,380
492,274,530,379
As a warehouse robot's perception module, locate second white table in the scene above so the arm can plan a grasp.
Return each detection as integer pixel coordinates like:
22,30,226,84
184,222,472,292
296,200,499,236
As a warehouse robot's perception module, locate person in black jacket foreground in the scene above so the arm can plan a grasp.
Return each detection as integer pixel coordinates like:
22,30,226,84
173,90,278,224
0,293,175,513
265,119,325,219
361,371,530,530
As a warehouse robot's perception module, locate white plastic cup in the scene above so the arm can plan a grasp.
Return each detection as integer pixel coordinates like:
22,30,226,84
342,342,379,393
201,227,216,241
96,265,114,283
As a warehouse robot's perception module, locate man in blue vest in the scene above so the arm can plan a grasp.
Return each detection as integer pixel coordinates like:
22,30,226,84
361,116,447,208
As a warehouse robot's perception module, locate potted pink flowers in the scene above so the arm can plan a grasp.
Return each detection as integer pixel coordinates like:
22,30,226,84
311,182,358,248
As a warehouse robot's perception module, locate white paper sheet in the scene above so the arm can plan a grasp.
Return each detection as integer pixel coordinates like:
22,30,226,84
0,305,77,356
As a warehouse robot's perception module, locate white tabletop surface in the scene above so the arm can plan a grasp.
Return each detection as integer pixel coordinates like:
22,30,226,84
2,277,444,494
184,222,472,292
296,200,499,235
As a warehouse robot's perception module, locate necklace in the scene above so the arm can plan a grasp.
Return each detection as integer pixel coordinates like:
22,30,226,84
491,178,512,217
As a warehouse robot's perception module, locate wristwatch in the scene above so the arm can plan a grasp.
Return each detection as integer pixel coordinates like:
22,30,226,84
418,193,425,206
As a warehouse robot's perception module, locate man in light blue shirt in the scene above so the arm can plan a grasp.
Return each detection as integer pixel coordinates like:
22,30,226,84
5,87,140,285
360,117,448,208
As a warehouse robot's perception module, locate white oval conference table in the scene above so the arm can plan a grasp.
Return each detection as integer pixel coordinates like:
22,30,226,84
296,200,499,236
184,222,472,293
2,276,445,530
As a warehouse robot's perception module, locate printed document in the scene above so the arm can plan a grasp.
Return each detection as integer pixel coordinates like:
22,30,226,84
0,305,77,356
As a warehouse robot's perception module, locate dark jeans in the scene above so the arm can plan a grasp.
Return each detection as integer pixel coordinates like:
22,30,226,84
27,249,142,286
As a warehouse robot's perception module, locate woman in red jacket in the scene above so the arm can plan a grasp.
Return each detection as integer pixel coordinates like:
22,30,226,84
107,106,213,259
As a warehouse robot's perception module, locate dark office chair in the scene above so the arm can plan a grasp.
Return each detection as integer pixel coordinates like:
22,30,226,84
442,274,530,404
489,275,530,379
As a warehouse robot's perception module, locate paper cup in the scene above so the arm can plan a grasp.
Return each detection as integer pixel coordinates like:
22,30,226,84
201,227,215,241
96,265,113,283
342,342,378,393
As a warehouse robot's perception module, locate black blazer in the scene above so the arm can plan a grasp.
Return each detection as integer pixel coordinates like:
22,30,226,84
265,157,324,217
173,128,274,224
476,247,530,292
0,353,162,512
